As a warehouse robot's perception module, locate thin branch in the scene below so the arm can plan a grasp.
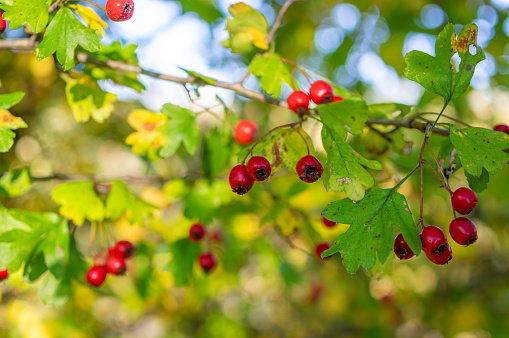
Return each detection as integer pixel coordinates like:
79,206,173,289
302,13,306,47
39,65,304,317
49,0,65,14
367,118,450,137
30,173,166,184
267,0,302,45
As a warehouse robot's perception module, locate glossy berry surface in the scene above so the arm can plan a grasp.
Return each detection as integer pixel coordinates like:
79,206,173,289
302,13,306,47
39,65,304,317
451,187,478,215
106,0,135,22
309,80,334,104
234,120,259,144
332,96,344,103
86,266,107,287
229,164,254,195
314,242,331,260
494,124,509,135
0,12,6,35
393,233,415,260
198,252,217,273
189,223,206,242
0,268,8,280
321,216,337,228
287,91,310,115
420,225,448,254
449,217,478,246
296,155,323,183
105,255,126,275
246,156,271,181
112,240,135,258
426,243,452,265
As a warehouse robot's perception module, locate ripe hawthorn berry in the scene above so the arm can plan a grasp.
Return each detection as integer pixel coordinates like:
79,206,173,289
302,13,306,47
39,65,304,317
246,156,271,181
106,0,135,22
0,268,8,280
393,233,415,260
189,223,206,242
451,187,478,215
449,217,478,246
86,266,107,287
494,124,509,135
321,216,337,228
0,12,6,35
296,155,323,183
198,252,217,273
105,255,127,275
112,240,135,258
287,91,310,115
234,120,259,144
314,242,331,260
420,225,448,254
332,96,344,103
309,80,334,104
229,164,254,195
425,243,452,265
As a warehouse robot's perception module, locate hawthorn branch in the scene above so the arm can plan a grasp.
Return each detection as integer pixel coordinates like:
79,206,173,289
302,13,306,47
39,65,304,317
267,0,302,45
30,173,166,185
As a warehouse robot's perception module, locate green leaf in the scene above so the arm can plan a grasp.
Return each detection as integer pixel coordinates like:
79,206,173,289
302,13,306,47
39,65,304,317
40,273,71,307
449,125,509,177
51,181,104,226
24,252,48,282
179,67,217,86
465,167,490,193
404,23,486,101
168,239,201,286
281,128,315,174
64,74,117,123
179,0,222,23
0,91,24,110
36,7,102,70
222,2,269,53
321,188,421,274
0,128,16,153
316,97,368,141
322,127,382,202
368,103,412,120
184,179,232,224
0,168,31,197
202,128,231,178
248,53,293,98
105,180,154,226
0,0,49,33
159,103,200,157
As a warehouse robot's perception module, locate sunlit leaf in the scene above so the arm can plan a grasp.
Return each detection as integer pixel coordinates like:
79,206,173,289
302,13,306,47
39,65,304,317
105,180,154,226
0,0,49,33
248,53,294,98
68,4,107,34
317,97,368,141
159,103,200,157
51,181,104,226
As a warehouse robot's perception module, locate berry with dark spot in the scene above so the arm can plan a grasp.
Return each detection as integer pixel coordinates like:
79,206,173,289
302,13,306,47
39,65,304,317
229,164,254,195
420,225,448,255
105,255,127,275
234,120,259,144
309,80,334,104
246,156,271,181
112,240,135,258
106,0,135,22
449,217,477,246
189,223,206,242
425,243,453,265
287,91,310,115
198,252,217,273
451,187,478,215
393,233,415,260
296,155,323,183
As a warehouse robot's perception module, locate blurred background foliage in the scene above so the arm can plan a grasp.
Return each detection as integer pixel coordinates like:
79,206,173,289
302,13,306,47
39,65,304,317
1,0,509,337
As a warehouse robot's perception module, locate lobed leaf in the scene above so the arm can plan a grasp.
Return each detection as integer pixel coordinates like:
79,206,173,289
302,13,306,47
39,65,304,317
105,180,154,226
248,53,293,98
51,181,104,226
317,97,369,141
0,0,49,33
159,104,200,157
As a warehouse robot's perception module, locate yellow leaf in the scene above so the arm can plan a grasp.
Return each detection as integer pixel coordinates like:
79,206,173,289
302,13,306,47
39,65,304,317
69,4,108,35
127,109,167,131
0,110,27,129
140,187,170,208
229,2,252,15
247,27,268,50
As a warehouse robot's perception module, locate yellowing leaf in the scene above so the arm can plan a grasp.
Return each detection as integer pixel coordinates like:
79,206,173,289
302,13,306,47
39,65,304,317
0,110,27,129
68,4,107,35
128,109,167,131
51,181,104,226
125,109,167,159
105,180,154,226
247,27,268,49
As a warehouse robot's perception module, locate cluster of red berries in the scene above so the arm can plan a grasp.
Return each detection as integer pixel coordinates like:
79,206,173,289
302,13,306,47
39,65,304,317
188,223,218,273
86,240,135,287
394,187,479,265
0,11,7,35
106,0,135,22
287,80,343,115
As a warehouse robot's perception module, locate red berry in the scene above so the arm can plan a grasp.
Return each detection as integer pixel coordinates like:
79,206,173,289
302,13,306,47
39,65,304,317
105,255,127,275
0,12,6,35
420,225,448,254
0,268,8,280
309,81,334,104
332,96,344,103
287,91,310,115
426,243,453,265
86,266,107,287
106,0,134,22
449,217,478,246
451,187,478,215
314,242,331,260
112,240,135,258
393,233,415,260
246,156,271,181
189,223,206,242
234,120,259,144
494,124,509,135
321,216,337,228
229,164,254,195
198,252,217,273
296,155,323,183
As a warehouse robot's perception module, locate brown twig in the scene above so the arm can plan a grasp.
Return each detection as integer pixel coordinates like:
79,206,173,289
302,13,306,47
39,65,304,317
266,0,302,45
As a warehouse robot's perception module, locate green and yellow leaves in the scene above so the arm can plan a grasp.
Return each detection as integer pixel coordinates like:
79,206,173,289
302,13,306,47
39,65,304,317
105,180,153,226
68,4,107,34
51,181,104,226
126,109,167,159
317,97,368,141
404,23,485,102
248,53,293,98
36,7,101,71
321,188,421,274
449,125,509,177
222,2,269,53
159,103,200,157
0,168,31,197
0,91,26,153
0,0,49,33
322,127,382,202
